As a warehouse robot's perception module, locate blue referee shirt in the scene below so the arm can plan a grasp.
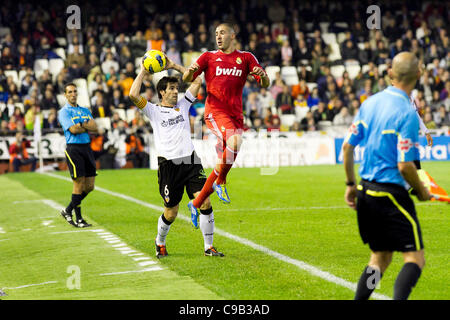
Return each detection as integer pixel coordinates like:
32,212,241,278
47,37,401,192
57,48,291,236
58,103,93,144
346,86,420,188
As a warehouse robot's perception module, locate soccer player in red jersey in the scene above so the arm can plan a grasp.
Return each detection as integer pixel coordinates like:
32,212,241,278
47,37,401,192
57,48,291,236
183,22,270,226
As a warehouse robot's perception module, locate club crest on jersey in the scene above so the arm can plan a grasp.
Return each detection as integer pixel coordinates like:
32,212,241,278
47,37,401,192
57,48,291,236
348,123,359,135
216,66,242,77
221,126,226,132
236,57,242,64
398,138,413,152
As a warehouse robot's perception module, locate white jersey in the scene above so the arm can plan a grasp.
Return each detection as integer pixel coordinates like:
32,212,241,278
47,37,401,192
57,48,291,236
141,90,195,160
410,95,429,134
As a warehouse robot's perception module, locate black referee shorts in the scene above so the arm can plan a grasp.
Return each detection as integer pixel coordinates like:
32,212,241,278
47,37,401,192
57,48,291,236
65,143,97,180
356,180,424,252
157,151,207,208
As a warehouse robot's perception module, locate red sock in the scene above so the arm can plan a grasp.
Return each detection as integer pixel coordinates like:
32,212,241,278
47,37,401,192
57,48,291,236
216,145,238,185
193,169,219,208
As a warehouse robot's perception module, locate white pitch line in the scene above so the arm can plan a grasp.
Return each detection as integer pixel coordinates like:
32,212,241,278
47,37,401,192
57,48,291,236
42,171,391,300
2,281,58,290
99,267,163,276
138,261,157,267
0,239,10,242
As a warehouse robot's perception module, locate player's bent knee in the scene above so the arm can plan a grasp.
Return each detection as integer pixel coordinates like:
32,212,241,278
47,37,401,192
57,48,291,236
403,250,425,269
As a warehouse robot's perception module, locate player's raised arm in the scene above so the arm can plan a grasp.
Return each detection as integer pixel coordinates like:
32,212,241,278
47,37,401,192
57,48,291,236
164,55,187,75
182,62,200,83
129,61,149,109
187,75,203,98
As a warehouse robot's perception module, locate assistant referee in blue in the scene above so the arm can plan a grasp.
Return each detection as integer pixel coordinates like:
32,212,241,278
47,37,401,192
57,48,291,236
58,82,98,228
343,52,431,300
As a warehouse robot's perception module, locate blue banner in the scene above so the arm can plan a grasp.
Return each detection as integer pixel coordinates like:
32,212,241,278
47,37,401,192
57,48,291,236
335,136,450,164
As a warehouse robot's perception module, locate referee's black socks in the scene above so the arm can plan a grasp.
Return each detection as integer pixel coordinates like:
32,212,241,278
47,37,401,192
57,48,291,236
66,194,84,220
354,266,383,300
393,262,422,300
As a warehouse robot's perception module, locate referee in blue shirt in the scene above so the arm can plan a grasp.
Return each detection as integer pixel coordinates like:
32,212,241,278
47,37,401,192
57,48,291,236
58,83,98,228
343,52,431,300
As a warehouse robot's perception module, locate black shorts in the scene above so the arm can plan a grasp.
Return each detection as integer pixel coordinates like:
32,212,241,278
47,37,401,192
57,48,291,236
65,143,97,180
356,180,424,252
157,151,207,208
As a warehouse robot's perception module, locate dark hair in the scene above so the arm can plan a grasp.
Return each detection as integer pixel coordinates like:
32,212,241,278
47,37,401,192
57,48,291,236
156,76,179,99
217,22,235,33
64,82,77,93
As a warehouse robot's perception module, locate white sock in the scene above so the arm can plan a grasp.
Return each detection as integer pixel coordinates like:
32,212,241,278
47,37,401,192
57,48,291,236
156,214,171,246
200,211,214,251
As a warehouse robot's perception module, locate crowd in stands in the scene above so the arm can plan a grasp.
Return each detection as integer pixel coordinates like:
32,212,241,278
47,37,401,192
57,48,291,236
0,0,449,168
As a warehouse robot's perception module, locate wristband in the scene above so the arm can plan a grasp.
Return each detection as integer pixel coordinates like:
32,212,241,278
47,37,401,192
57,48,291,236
345,181,355,186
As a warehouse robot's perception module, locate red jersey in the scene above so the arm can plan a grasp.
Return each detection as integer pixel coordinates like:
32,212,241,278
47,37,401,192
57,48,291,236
193,50,262,119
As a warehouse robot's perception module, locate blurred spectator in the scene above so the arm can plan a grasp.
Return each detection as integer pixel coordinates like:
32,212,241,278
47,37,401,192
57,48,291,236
66,45,86,68
307,87,320,107
101,52,120,75
275,84,294,114
245,92,263,123
0,47,15,70
41,89,58,110
24,105,43,131
332,107,353,126
433,105,450,127
9,132,37,172
0,120,9,136
129,30,147,58
125,132,149,168
43,108,60,131
424,112,437,129
313,101,333,122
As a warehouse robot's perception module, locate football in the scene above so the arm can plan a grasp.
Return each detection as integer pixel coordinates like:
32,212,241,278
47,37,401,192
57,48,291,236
142,50,166,74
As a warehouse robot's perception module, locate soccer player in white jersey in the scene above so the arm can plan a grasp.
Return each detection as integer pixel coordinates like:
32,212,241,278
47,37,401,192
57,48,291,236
129,57,224,258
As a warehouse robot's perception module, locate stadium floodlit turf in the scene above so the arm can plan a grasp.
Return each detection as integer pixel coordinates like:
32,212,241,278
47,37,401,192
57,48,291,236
0,162,448,300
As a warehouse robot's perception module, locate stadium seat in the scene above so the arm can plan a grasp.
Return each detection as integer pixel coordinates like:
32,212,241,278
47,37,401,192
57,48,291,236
54,47,66,60
328,42,342,61
317,120,333,130
265,66,280,85
4,70,19,87
115,108,126,120
295,106,309,122
0,27,11,38
49,59,65,82
319,22,330,34
135,57,142,69
334,22,349,29
426,63,435,71
306,82,317,92
18,70,27,83
330,65,345,78
280,114,296,128
14,103,24,113
34,59,49,79
56,94,66,107
126,108,136,123
280,66,299,86
361,64,370,74
337,32,347,44
95,118,111,131
322,33,337,46
378,63,388,75
55,37,67,47
41,109,50,119
357,43,365,50
346,64,361,80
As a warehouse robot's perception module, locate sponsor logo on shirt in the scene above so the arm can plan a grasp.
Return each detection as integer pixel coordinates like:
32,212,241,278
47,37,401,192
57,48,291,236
161,114,185,127
398,138,413,152
215,66,242,77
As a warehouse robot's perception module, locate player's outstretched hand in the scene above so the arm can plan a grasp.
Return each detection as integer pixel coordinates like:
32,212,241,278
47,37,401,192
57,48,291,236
164,54,175,70
345,185,357,210
188,62,200,73
249,66,266,77
140,59,149,74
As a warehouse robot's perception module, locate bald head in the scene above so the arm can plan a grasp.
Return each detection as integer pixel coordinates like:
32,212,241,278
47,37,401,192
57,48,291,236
390,52,420,86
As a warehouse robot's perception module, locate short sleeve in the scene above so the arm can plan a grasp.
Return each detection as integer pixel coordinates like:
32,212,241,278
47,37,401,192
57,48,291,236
345,110,365,147
58,108,74,131
397,110,420,162
192,52,208,81
140,101,155,120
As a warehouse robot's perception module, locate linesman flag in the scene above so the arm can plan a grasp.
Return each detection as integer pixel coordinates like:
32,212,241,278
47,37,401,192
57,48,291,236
417,169,450,203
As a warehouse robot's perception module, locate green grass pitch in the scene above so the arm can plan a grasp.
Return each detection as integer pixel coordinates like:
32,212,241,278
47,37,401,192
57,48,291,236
0,162,448,300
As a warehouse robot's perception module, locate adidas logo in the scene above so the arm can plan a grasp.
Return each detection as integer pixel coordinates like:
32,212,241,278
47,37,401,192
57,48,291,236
216,58,222,61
